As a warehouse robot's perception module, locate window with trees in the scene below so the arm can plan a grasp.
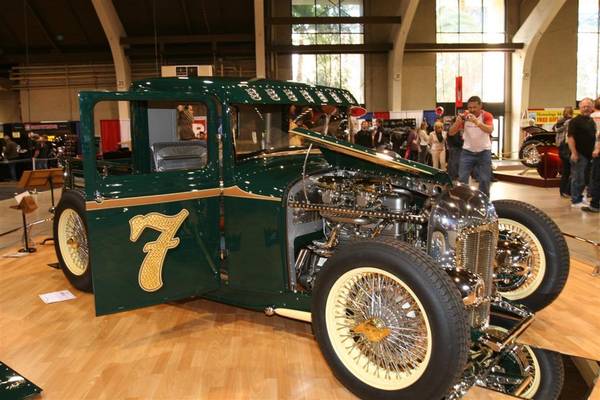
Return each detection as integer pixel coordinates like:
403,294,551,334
436,0,505,103
577,0,600,100
291,0,364,103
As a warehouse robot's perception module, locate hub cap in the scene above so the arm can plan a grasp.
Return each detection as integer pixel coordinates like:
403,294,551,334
495,219,545,300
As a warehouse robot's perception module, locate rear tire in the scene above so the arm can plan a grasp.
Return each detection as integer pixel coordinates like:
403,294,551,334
312,239,469,400
493,200,569,312
53,190,93,292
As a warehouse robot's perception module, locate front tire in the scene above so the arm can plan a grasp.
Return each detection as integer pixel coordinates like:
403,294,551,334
312,239,469,400
53,190,93,292
493,200,569,312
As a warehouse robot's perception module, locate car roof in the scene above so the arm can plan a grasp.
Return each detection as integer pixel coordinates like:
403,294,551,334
129,77,359,106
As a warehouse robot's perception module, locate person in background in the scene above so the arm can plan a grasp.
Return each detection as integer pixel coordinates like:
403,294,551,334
448,95,495,197
567,97,596,208
177,104,195,140
373,119,387,150
417,121,430,164
446,117,463,180
583,99,600,213
2,134,19,181
429,121,447,170
33,135,50,169
404,128,419,161
26,131,37,156
354,120,373,148
553,106,574,198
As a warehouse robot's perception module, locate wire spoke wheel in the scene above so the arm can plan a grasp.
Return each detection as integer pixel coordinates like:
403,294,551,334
495,218,545,300
58,208,89,276
325,267,432,390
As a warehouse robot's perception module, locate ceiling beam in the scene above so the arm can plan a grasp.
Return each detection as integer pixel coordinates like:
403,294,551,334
25,0,61,52
0,13,22,46
404,43,524,52
179,0,192,34
0,51,113,64
65,0,92,45
269,16,402,25
271,43,392,54
200,0,210,33
121,34,254,45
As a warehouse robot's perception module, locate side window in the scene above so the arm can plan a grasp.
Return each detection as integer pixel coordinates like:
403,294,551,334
147,101,208,172
92,100,210,176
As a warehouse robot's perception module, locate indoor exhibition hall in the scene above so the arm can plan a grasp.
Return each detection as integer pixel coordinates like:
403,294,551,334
0,1,599,399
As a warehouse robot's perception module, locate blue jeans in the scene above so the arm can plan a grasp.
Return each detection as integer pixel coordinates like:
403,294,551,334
589,157,600,209
447,147,462,180
570,155,589,204
34,158,48,170
459,149,492,197
7,161,17,181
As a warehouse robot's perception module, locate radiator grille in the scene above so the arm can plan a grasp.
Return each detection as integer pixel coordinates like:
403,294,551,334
456,223,498,327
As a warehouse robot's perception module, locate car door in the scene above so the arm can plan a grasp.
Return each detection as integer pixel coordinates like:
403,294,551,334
82,94,221,315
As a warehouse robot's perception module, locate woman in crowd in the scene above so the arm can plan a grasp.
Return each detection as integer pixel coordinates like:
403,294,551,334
404,128,419,161
354,120,373,148
554,106,573,198
429,121,447,170
417,121,430,164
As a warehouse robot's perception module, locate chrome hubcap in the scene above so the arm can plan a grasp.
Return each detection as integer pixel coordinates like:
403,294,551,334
494,219,545,299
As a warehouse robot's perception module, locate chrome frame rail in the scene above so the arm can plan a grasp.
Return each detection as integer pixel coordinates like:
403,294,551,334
562,232,600,277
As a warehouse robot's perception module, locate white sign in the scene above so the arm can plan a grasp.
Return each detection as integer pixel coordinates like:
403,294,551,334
39,290,76,304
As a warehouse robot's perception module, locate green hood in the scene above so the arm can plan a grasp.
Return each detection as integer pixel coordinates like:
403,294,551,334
290,127,452,185
233,151,330,199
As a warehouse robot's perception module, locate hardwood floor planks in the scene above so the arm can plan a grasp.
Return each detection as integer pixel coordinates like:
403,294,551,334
1,241,598,399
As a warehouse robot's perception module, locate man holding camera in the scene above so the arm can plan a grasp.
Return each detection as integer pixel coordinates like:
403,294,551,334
448,95,494,197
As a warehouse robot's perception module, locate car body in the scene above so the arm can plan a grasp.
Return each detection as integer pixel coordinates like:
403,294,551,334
54,77,569,399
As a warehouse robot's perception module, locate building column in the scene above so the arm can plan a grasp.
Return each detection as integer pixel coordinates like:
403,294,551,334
388,0,420,111
254,0,266,78
509,0,567,158
92,0,131,144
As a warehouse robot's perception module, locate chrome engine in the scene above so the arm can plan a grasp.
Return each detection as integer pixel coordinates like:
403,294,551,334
288,171,499,327
287,170,537,399
427,184,499,327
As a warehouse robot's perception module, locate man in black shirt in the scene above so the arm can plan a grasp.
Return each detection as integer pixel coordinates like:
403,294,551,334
373,119,387,150
568,98,596,207
354,120,373,148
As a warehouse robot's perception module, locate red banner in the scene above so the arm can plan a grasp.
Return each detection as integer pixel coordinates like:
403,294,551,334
455,76,463,108
373,111,390,120
100,119,121,153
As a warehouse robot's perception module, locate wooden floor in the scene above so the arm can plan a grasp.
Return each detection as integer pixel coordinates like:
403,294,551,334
1,240,599,399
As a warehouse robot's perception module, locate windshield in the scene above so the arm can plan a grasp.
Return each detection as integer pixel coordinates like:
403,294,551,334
231,104,349,159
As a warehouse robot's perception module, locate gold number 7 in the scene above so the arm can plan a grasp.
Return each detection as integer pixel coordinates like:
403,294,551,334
129,209,189,292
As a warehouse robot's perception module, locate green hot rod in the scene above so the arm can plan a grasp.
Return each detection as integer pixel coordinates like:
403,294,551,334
54,77,569,399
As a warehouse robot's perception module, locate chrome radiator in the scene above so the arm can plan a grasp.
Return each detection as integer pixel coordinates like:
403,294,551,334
456,223,499,327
